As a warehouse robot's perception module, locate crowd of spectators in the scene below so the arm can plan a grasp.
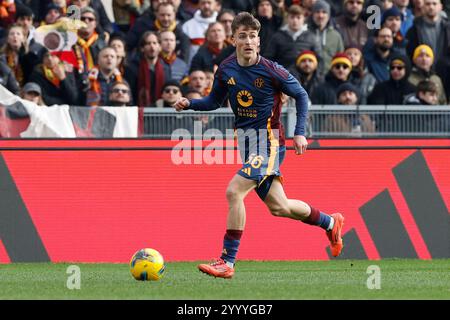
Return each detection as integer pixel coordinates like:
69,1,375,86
0,0,449,122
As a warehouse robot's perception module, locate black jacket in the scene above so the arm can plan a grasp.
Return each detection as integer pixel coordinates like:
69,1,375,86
406,16,449,64
257,15,283,56
263,27,319,69
190,44,226,73
311,72,349,105
289,66,323,98
124,55,172,105
0,57,19,94
367,54,416,106
29,65,79,106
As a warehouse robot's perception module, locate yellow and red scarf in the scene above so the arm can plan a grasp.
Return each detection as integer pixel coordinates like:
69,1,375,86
159,51,177,65
154,20,177,32
87,67,123,106
43,65,61,87
76,32,99,72
6,51,24,86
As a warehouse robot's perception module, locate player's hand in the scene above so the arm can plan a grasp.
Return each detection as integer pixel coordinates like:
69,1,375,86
293,135,308,155
173,97,190,112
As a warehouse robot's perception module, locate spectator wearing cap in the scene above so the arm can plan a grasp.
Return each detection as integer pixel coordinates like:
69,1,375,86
126,3,190,63
408,44,447,104
72,6,107,75
255,0,283,56
368,54,416,105
14,5,46,77
289,50,323,98
322,82,375,133
42,3,62,26
29,51,79,105
15,4,35,46
393,0,414,36
345,45,376,104
108,80,132,106
152,80,182,108
336,82,361,105
311,52,353,104
381,6,407,54
20,82,45,106
190,22,227,73
308,0,344,74
363,27,396,83
0,56,19,94
323,0,344,16
334,0,369,49
406,0,449,65
72,0,114,37
265,4,319,70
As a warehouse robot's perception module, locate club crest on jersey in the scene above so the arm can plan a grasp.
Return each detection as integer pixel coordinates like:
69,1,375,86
254,77,264,88
237,90,253,107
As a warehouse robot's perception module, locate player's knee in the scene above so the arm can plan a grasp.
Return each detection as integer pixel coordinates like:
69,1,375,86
226,187,242,203
269,203,291,217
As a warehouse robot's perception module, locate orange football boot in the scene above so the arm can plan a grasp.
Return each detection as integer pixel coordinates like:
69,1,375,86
327,213,344,257
198,258,235,279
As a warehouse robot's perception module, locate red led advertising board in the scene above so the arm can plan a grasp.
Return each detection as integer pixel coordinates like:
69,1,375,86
0,139,448,263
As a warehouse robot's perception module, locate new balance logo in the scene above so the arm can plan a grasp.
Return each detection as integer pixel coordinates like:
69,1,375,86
241,168,251,176
227,77,236,85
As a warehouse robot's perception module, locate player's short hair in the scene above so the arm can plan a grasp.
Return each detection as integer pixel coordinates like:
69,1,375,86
231,12,261,35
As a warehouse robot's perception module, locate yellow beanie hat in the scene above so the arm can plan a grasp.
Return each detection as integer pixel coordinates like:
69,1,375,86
413,44,434,63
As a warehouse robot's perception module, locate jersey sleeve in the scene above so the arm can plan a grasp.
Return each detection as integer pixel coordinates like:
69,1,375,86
272,63,309,136
188,66,228,111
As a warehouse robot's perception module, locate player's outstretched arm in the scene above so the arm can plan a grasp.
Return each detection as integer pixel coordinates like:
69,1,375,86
293,135,308,155
173,97,190,112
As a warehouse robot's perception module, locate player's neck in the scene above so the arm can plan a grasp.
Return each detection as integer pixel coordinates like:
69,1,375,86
236,54,259,67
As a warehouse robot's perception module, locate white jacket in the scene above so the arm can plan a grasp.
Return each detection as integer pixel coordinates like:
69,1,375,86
182,10,218,65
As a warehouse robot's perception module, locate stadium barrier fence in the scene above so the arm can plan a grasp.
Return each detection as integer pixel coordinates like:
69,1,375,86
143,104,450,138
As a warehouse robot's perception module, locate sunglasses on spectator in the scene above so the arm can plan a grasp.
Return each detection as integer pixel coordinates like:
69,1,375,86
164,88,180,94
112,88,129,94
333,64,349,70
391,66,405,70
81,16,96,22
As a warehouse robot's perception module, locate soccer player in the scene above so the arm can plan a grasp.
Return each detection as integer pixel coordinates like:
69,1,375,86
173,12,344,279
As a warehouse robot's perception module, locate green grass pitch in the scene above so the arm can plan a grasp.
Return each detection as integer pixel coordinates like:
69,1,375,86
0,259,449,299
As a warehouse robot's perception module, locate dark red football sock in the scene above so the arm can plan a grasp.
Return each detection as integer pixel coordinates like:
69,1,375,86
224,229,243,241
303,206,321,225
